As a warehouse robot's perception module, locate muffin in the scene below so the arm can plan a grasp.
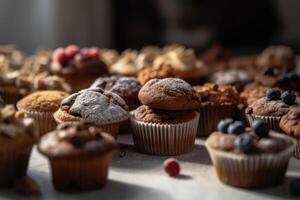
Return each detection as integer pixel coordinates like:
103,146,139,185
210,69,253,91
90,75,141,110
153,46,210,85
193,83,242,137
137,64,175,85
131,78,201,155
256,46,295,71
0,105,37,188
240,84,271,105
280,108,300,159
54,88,129,138
23,48,52,74
0,45,24,72
109,50,139,76
100,48,120,66
37,122,117,192
206,119,295,188
246,89,299,131
50,45,108,92
17,91,69,137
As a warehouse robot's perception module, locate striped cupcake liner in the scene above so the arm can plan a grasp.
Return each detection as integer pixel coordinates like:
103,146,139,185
197,104,236,137
130,112,199,156
0,147,33,188
205,132,296,188
26,111,57,138
246,114,282,132
49,154,113,192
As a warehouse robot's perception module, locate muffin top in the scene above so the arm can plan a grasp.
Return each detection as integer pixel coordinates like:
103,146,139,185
138,78,201,110
55,88,129,125
0,45,24,71
210,69,253,90
50,45,108,75
17,91,69,112
280,108,300,138
137,64,175,85
109,50,139,76
100,48,120,66
256,46,295,69
133,105,197,124
193,83,242,106
0,105,36,147
38,122,117,158
246,89,299,117
240,84,270,105
90,75,141,100
206,119,292,154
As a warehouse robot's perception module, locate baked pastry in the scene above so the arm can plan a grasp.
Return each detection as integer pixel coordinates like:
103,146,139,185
23,49,52,74
206,119,295,188
138,78,201,110
90,75,141,110
50,45,108,91
246,89,299,131
137,64,175,85
0,105,36,188
280,108,300,159
37,122,117,192
240,84,271,105
17,91,69,137
153,46,210,84
100,48,120,66
131,105,199,155
256,46,295,70
0,45,24,72
54,88,129,138
210,69,253,91
193,83,242,136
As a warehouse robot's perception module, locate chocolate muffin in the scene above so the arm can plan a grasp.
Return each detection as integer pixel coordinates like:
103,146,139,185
206,119,295,188
90,75,141,110
193,83,242,136
210,69,253,91
54,88,129,138
138,78,201,111
38,122,117,192
0,105,37,188
280,108,300,159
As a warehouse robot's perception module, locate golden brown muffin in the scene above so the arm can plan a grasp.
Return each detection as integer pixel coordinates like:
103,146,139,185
137,64,175,85
240,85,271,105
17,91,69,137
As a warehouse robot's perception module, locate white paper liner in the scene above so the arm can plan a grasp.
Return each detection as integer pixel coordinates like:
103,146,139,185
26,111,57,138
246,114,282,132
130,111,199,155
205,132,296,188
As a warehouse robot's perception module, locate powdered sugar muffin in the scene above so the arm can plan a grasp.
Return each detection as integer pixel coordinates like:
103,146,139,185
54,88,129,138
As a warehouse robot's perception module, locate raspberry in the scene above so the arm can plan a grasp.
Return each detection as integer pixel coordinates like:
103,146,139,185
52,48,68,64
164,158,180,177
65,44,79,58
88,47,100,59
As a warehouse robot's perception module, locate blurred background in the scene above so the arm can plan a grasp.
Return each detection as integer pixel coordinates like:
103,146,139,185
0,0,299,54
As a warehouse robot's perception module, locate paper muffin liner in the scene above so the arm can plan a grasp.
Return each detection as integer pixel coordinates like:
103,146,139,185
49,154,113,192
0,91,23,105
25,111,57,138
293,139,300,159
130,112,199,156
0,147,33,188
205,132,296,188
197,104,236,137
246,114,282,132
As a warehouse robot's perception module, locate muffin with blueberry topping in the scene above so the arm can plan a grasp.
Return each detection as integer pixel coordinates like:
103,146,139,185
54,87,129,138
246,88,299,131
206,119,295,188
37,122,117,192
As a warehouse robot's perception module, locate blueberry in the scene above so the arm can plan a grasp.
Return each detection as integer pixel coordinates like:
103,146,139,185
277,74,290,86
228,121,245,135
217,118,234,133
281,90,296,105
252,119,269,138
266,88,281,100
263,67,275,76
290,179,300,196
234,133,254,154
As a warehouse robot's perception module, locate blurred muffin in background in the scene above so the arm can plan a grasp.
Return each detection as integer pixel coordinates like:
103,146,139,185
0,45,24,72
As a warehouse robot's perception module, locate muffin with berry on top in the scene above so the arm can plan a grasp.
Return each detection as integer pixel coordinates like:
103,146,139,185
206,118,295,188
246,88,299,131
50,45,108,92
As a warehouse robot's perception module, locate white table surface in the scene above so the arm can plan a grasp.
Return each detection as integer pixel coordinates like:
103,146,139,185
0,134,299,200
